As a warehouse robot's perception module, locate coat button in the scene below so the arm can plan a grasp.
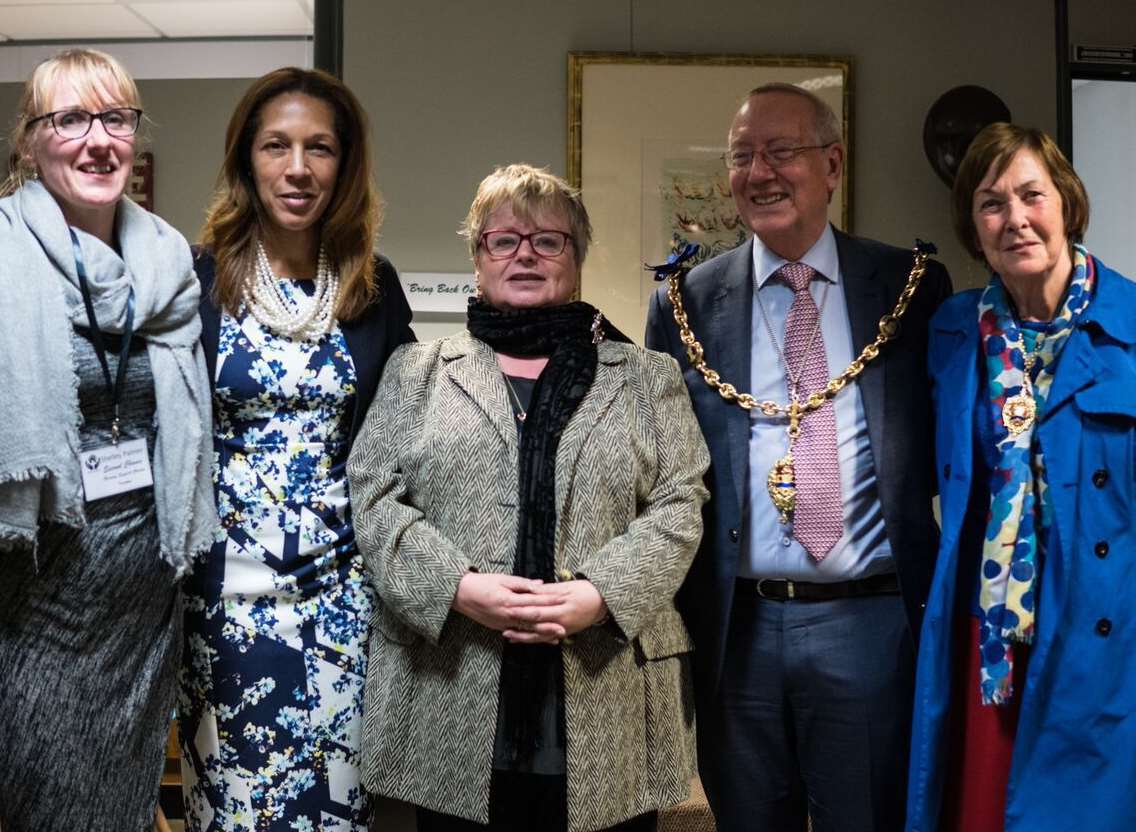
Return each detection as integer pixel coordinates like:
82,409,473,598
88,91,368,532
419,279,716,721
1096,618,1112,637
943,463,951,479
729,528,740,543
1095,541,1110,559
1093,469,1109,488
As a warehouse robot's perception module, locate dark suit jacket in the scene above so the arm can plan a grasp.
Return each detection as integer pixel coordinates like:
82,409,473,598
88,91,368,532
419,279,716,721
193,248,416,443
645,228,952,698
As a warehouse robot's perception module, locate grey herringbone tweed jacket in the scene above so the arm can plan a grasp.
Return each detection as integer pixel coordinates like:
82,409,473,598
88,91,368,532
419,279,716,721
348,331,710,831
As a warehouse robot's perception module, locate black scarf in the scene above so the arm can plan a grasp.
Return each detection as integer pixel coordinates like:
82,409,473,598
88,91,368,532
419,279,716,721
467,299,625,774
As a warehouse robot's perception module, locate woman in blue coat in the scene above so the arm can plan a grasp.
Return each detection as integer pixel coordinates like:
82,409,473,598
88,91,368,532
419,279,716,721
907,123,1136,832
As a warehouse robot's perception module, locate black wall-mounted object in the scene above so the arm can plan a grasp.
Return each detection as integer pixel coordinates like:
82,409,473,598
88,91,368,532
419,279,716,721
314,0,344,78
1056,0,1071,157
922,86,1012,187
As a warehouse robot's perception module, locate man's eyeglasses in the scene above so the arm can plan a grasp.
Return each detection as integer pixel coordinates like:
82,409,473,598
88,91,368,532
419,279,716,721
721,143,834,171
27,108,143,140
479,229,573,260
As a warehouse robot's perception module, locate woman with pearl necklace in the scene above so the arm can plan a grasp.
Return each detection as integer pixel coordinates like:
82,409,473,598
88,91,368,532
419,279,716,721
176,67,414,832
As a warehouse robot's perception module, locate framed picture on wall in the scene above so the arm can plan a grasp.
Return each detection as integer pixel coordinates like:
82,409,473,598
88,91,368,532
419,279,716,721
129,151,154,211
568,52,852,341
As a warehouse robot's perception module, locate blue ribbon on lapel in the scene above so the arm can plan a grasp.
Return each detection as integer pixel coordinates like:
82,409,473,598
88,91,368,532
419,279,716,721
645,243,700,281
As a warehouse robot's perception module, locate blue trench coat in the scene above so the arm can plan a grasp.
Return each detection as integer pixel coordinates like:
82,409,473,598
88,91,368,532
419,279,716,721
906,258,1136,832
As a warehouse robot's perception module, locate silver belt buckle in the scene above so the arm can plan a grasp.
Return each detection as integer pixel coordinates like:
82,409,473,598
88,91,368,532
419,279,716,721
756,578,796,599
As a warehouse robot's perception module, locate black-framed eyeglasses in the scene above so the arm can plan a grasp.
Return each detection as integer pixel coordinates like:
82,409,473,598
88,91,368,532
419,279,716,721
26,108,143,140
479,229,574,260
721,143,834,171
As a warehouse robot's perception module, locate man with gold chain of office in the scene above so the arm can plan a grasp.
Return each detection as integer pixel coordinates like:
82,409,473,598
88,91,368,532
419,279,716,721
646,83,952,832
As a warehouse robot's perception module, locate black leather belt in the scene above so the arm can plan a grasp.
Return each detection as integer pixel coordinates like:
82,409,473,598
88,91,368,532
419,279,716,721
737,572,900,601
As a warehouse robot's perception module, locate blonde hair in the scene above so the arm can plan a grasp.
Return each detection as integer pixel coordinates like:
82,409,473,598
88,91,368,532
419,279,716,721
201,67,383,322
460,164,592,264
2,48,141,196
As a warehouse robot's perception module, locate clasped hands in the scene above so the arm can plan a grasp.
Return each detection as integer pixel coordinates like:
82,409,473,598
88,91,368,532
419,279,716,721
453,572,608,644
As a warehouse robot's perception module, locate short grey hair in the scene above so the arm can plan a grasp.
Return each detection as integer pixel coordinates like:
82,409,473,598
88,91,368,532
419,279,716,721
744,82,842,146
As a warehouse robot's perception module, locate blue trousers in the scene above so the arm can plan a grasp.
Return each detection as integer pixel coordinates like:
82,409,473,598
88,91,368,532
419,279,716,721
698,589,915,832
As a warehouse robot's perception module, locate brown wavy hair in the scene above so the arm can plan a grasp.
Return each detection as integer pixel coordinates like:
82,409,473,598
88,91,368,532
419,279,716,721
952,122,1089,263
202,67,383,320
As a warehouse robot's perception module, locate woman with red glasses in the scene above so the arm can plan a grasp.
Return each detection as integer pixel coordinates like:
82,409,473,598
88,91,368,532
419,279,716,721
348,163,710,832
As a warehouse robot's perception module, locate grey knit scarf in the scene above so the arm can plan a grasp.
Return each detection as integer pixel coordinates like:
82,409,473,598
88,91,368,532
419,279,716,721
0,181,215,575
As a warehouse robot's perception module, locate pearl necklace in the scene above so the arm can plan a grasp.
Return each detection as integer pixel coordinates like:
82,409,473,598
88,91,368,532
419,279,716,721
244,241,339,340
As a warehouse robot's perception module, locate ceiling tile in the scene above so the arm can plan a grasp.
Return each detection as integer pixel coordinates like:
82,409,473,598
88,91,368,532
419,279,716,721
128,1,311,37
0,1,117,6
0,5,158,38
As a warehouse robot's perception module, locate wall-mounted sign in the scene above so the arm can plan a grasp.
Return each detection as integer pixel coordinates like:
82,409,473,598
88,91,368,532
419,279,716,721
129,151,154,211
1073,45,1136,64
398,272,477,313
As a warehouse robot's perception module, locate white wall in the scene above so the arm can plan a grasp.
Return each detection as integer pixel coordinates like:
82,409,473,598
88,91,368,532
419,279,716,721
1069,0,1136,49
1072,79,1136,277
344,0,1061,824
347,0,1060,346
0,76,256,241
0,38,311,242
1069,1,1136,279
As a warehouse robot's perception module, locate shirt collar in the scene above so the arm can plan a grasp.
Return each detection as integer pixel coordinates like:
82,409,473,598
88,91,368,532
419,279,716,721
752,224,839,289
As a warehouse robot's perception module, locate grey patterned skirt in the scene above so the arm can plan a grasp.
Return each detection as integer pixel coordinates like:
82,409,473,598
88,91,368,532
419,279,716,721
0,330,181,832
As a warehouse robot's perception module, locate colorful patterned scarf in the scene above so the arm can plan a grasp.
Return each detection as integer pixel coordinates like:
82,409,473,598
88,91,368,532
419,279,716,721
976,245,1095,705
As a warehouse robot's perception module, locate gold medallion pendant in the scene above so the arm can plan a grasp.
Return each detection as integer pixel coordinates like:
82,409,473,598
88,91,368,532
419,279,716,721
1003,352,1039,436
767,453,796,524
1002,392,1036,435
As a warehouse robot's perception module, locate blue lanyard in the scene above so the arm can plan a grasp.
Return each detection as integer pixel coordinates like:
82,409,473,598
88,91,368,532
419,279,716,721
69,228,136,444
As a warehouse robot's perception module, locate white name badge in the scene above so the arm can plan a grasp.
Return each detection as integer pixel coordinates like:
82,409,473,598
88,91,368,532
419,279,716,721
79,437,154,501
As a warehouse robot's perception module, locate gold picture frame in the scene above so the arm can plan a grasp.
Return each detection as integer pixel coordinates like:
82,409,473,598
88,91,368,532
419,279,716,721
568,52,853,341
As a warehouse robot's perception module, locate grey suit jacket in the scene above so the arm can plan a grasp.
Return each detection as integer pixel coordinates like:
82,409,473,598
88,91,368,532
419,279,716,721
646,229,952,700
347,331,710,831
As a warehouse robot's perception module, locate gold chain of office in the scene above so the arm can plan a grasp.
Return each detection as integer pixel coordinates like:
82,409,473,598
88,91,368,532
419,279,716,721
665,243,933,433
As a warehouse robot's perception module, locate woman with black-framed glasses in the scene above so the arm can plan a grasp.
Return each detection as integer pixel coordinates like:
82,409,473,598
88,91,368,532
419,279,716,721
0,49,214,832
25,105,143,139
347,163,710,831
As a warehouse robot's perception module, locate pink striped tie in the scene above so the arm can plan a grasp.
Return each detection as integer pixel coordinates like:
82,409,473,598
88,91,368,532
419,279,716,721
778,262,843,560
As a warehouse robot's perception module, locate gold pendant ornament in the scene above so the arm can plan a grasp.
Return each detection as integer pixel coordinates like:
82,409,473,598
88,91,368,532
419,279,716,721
767,399,803,523
1002,391,1036,435
767,453,796,523
1002,350,1039,436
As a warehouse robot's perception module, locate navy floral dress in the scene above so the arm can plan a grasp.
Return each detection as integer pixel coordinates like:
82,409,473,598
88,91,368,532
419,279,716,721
179,279,372,831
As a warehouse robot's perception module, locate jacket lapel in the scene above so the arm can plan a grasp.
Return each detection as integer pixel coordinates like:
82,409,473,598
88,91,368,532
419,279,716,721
340,310,384,439
835,231,887,455
1044,261,1136,420
442,332,518,452
191,248,222,387
1042,336,1103,423
713,242,755,512
555,342,625,517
